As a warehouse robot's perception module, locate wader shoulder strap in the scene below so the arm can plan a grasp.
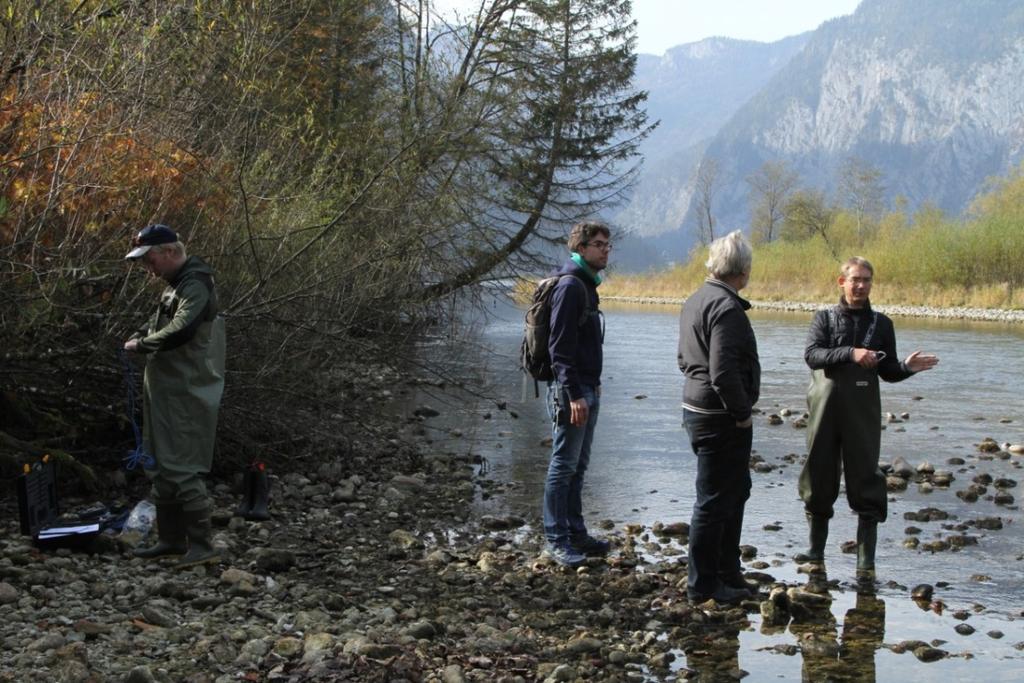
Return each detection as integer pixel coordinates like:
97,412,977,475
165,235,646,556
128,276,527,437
830,305,878,348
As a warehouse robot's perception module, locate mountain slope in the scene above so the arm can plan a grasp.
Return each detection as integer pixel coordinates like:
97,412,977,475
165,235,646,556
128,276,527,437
697,0,1024,238
615,36,809,243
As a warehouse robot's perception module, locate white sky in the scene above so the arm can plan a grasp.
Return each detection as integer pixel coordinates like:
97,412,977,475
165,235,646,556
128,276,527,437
431,0,863,55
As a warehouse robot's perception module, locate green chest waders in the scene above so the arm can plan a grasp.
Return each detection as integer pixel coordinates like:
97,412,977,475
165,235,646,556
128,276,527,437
800,362,887,523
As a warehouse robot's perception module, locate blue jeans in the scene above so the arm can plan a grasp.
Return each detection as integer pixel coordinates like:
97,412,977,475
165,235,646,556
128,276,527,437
543,383,600,545
683,410,752,596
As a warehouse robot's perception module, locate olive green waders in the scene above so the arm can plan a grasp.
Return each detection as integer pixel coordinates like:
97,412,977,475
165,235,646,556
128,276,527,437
798,363,887,574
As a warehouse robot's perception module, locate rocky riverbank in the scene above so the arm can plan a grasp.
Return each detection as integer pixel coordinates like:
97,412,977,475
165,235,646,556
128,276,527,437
0,438,753,683
2,391,1023,682
602,296,1024,324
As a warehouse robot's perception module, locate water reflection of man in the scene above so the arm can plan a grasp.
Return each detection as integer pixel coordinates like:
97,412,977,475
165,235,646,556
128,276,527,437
797,257,938,581
840,591,886,681
680,627,743,682
796,589,886,683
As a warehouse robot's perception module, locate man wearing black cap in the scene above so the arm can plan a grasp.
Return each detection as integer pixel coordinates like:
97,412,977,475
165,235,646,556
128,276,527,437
124,225,226,567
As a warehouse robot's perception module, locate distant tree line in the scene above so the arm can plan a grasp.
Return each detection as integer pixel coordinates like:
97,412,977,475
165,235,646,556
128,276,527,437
620,161,1024,309
0,0,651,478
690,154,887,252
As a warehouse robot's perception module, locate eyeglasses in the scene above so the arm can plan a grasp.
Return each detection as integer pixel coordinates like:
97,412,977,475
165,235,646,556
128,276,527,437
586,240,613,251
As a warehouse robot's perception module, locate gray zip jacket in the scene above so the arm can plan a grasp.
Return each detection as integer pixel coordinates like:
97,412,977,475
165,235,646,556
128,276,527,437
677,278,761,422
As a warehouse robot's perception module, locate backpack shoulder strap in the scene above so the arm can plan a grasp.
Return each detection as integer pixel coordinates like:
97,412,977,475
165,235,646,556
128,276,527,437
558,273,592,326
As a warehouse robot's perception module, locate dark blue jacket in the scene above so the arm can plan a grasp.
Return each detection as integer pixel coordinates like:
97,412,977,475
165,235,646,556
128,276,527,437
548,260,603,401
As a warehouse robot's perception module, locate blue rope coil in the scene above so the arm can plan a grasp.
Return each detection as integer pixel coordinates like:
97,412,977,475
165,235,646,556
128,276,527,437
118,347,156,471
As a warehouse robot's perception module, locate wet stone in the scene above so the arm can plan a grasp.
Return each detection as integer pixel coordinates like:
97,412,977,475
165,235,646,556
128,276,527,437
914,645,948,662
904,507,949,522
993,491,1014,506
978,438,1001,453
921,540,950,552
955,624,975,636
652,521,689,538
911,584,934,601
947,534,978,548
891,457,915,478
969,517,1003,530
887,475,909,491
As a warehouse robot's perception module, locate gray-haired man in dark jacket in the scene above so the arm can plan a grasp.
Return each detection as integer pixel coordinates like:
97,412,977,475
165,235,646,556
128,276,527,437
678,230,761,604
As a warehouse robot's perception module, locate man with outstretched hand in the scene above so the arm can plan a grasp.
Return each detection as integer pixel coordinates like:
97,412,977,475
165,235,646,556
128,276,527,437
798,257,938,581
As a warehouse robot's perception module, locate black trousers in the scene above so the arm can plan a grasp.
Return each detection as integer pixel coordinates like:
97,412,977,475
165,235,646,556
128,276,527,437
683,410,753,596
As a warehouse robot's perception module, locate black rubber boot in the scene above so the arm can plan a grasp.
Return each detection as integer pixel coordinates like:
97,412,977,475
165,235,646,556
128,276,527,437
234,469,255,518
856,518,877,580
794,514,829,564
133,504,186,559
176,508,220,568
245,469,271,521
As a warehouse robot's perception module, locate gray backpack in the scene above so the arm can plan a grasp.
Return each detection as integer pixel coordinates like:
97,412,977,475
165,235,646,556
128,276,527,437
520,274,589,389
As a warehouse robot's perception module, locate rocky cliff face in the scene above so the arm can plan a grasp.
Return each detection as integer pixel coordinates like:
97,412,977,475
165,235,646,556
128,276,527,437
615,36,808,247
621,0,1024,267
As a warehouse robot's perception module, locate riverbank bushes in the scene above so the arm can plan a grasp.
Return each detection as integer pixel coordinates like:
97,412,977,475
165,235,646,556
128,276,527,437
0,1,649,482
604,165,1024,309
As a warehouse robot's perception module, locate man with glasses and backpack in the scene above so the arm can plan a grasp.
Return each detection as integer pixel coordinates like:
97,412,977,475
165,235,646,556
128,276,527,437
539,221,612,567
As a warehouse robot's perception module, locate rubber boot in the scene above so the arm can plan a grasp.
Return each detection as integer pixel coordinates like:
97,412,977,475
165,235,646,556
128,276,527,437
176,508,220,568
234,469,255,518
245,469,271,521
856,518,877,581
133,503,186,558
793,514,828,564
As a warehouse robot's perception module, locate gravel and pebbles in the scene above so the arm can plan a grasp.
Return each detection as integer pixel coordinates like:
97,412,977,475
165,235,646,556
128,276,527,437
2,394,1022,681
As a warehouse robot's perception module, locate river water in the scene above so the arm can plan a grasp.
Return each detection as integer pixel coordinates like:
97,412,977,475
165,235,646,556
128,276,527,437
416,298,1024,681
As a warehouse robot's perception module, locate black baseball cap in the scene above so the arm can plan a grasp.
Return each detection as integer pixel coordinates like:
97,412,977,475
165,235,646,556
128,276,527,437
125,224,178,260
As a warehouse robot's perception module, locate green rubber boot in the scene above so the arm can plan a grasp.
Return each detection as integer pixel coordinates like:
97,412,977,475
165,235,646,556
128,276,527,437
794,514,829,564
176,508,221,568
856,518,877,581
133,504,186,559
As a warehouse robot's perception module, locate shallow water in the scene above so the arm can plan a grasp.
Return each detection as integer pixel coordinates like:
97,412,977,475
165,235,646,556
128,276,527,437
416,298,1024,681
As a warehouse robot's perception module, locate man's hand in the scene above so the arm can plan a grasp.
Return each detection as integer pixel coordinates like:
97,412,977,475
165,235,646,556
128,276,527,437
905,350,939,373
735,417,753,429
852,347,880,368
569,398,589,427
124,339,140,353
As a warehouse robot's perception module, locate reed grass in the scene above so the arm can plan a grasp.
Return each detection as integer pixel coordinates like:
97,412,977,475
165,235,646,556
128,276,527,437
601,166,1024,310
